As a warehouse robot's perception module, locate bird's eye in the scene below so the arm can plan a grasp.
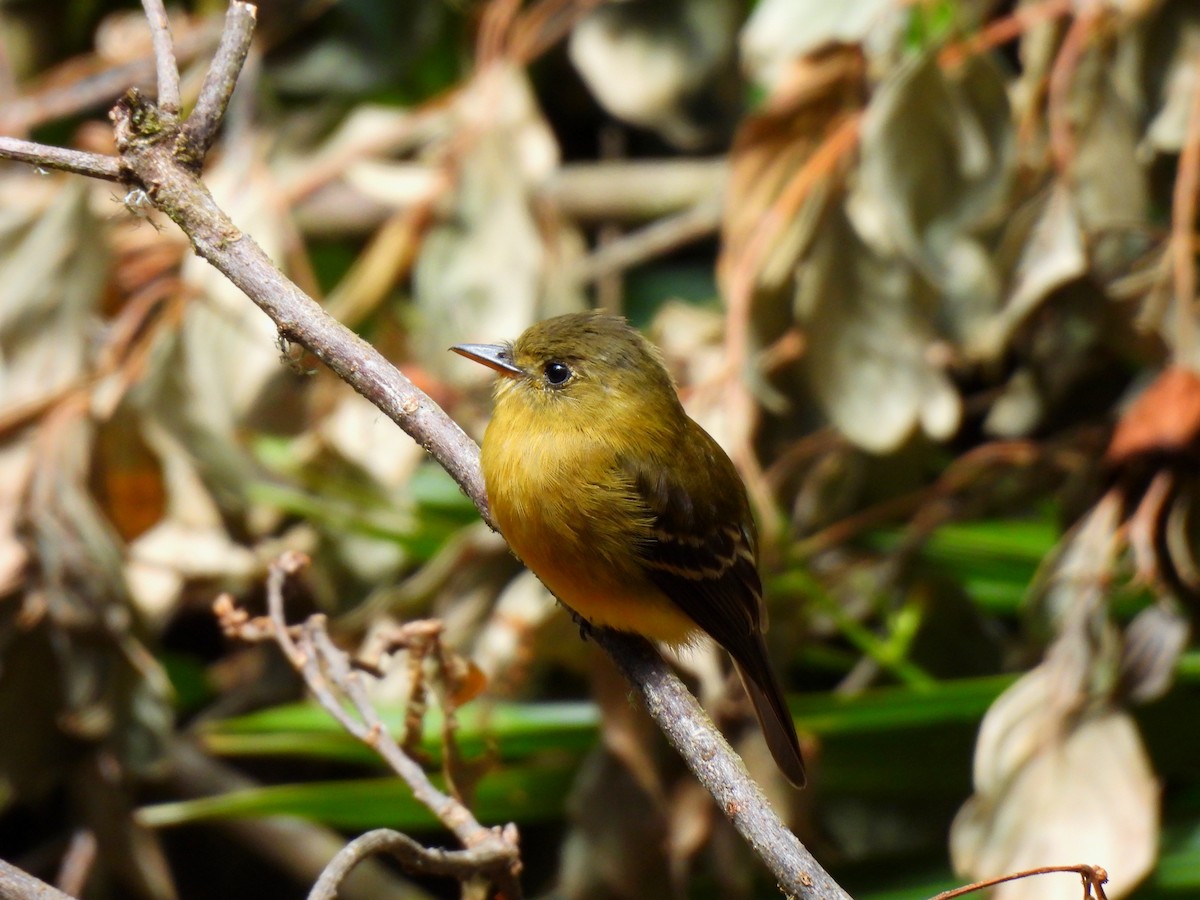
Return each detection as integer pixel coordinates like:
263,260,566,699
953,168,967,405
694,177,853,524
544,361,572,385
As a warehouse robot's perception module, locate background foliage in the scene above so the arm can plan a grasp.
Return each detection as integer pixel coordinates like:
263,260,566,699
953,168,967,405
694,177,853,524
2,0,1200,898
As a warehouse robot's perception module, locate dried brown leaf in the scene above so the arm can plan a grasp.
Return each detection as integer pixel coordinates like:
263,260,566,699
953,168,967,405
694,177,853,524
1107,367,1200,463
569,0,740,149
796,207,961,452
855,53,1013,348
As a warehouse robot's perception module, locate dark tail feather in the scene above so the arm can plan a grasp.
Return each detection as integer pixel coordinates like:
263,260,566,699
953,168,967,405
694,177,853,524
733,640,806,788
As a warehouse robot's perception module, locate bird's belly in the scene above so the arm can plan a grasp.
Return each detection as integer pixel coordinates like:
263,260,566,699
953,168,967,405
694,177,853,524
523,541,697,645
488,485,697,645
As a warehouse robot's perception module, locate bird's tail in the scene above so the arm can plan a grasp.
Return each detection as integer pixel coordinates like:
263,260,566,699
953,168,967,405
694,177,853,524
733,637,806,788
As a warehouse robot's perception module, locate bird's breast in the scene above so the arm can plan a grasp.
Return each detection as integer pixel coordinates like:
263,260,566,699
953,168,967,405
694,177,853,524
480,408,696,644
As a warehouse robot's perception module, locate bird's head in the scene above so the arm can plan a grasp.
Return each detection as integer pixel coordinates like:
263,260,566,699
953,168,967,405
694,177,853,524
451,312,684,429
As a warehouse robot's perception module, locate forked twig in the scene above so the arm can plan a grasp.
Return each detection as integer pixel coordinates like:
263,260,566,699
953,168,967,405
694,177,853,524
214,553,523,898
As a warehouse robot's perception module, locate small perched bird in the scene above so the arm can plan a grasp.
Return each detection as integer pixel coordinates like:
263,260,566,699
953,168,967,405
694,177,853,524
452,312,805,787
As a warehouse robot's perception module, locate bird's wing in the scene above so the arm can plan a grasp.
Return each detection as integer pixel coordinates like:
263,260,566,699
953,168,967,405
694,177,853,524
618,420,764,653
617,420,806,787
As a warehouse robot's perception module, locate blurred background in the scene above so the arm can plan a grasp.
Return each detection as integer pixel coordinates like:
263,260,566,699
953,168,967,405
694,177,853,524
1,0,1199,897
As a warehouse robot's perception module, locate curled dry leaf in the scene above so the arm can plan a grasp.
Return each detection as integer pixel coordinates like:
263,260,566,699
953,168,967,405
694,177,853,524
854,53,1013,350
796,206,961,453
1104,367,1200,602
955,493,1157,898
720,45,864,300
569,0,740,150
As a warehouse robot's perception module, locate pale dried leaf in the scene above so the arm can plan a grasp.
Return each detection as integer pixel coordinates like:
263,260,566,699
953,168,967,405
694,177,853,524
856,54,1013,348
992,183,1088,355
951,709,1158,900
1135,2,1200,155
343,160,444,209
471,568,558,685
1035,489,1124,632
320,388,425,488
984,368,1044,437
1118,603,1190,704
649,303,752,454
796,208,961,452
1069,44,1149,269
127,520,260,629
0,180,107,603
740,0,900,88
569,0,739,149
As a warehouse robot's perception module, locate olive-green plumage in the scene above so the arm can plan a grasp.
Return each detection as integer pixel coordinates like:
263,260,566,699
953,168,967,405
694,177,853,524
452,312,806,787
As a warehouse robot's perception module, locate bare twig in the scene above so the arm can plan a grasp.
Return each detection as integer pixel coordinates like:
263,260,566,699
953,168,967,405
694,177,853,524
180,2,257,163
1169,48,1200,365
572,196,724,286
0,858,78,900
939,0,1072,69
0,24,222,135
216,554,524,898
140,0,182,116
0,136,121,180
930,863,1108,900
308,829,517,900
54,829,97,897
1046,8,1097,176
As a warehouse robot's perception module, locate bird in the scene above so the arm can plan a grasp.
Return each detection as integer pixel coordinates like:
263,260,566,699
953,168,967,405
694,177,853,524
451,311,805,786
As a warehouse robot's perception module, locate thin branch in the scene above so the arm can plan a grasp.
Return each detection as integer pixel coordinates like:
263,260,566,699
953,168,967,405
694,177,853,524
0,23,222,135
308,829,517,900
1046,9,1095,176
930,863,1108,900
1170,47,1200,365
571,196,723,285
180,2,257,163
0,136,122,180
0,858,78,900
140,0,182,116
217,553,523,898
601,632,851,900
112,98,491,512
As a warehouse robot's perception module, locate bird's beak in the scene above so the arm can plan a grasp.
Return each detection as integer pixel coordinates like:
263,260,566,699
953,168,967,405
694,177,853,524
450,342,523,378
